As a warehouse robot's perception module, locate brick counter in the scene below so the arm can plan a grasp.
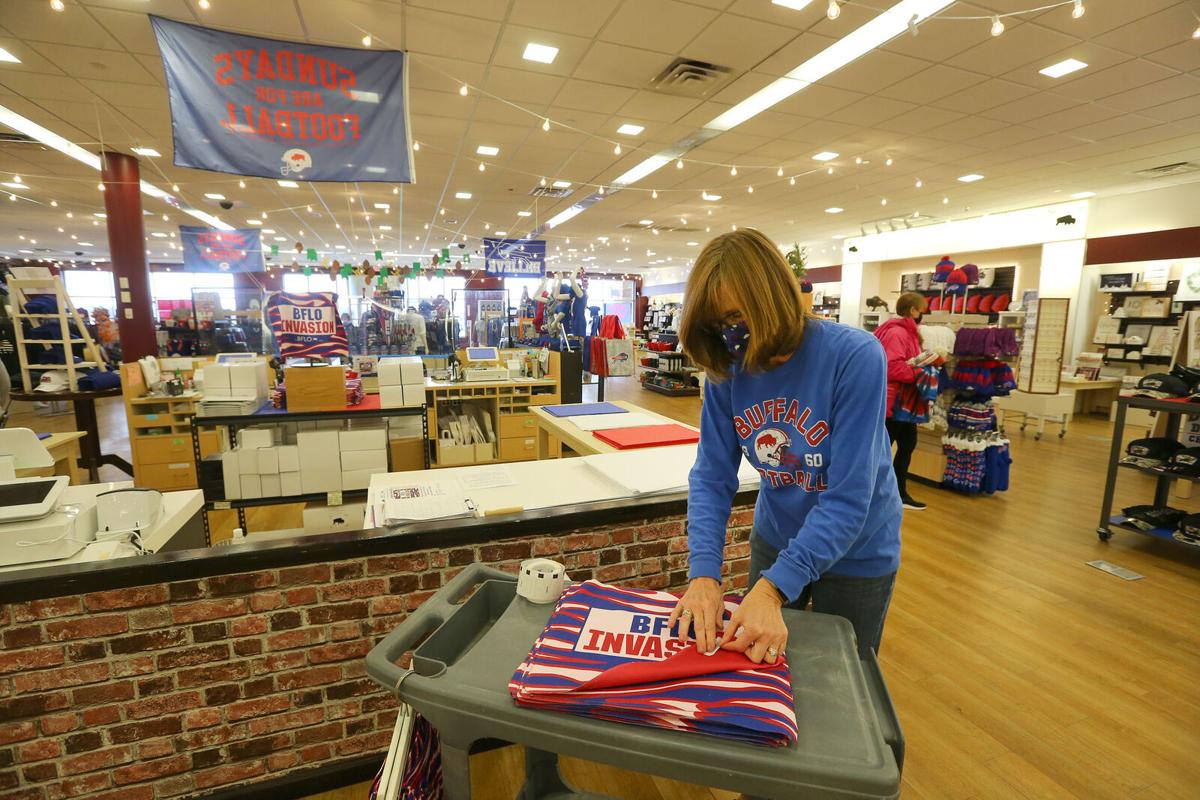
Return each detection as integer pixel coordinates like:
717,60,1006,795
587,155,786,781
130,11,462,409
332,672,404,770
0,506,754,799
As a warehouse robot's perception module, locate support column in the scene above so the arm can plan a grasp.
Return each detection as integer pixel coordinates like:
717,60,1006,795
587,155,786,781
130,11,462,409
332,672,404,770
101,151,156,360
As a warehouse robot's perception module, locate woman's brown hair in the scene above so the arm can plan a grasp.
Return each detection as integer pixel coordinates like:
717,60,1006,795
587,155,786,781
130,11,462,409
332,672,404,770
678,228,807,380
896,292,927,318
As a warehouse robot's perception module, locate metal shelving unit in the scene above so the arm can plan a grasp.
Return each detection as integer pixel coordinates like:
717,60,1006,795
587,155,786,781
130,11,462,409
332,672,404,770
1096,395,1198,550
191,402,428,543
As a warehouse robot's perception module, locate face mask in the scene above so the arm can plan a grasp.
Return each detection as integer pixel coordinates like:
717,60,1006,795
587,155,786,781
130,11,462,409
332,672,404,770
915,313,924,325
721,320,750,359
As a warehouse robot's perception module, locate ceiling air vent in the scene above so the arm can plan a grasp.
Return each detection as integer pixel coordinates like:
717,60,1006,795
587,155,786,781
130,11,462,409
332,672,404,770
529,186,573,198
650,58,734,99
0,132,36,144
1134,161,1200,178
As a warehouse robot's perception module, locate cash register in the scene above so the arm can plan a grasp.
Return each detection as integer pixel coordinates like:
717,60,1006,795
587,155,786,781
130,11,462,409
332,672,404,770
463,347,510,382
0,428,79,566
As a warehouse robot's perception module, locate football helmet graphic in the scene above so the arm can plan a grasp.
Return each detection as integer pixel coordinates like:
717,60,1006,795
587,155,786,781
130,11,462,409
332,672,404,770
281,148,312,176
754,428,791,468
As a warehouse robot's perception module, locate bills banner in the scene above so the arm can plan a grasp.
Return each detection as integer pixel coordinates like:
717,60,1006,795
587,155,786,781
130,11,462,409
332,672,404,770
265,292,348,360
180,225,263,273
150,16,413,183
484,238,546,278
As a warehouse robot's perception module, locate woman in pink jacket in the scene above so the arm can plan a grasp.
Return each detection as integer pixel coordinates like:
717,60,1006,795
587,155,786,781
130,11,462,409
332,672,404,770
873,293,928,510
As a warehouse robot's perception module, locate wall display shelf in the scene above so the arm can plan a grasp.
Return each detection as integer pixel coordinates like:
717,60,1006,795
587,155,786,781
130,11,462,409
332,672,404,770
638,349,700,397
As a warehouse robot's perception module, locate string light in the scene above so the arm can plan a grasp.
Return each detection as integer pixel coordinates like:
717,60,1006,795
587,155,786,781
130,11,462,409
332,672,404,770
885,157,894,166
789,177,796,186
991,15,1005,36
172,184,179,191
598,185,605,194
50,200,57,207
776,167,784,177
50,0,65,10
393,186,399,194
854,156,862,165
827,166,834,175
676,159,683,169
412,141,420,151
238,179,246,188
98,182,104,191
1072,0,1084,19
199,0,210,8
881,198,888,206
361,34,372,47
730,166,737,177
542,118,550,132
613,143,621,155
915,178,923,188
943,196,950,204
478,162,485,171
747,185,754,194
827,1,840,20
539,177,547,187
459,85,468,96
1193,24,1200,40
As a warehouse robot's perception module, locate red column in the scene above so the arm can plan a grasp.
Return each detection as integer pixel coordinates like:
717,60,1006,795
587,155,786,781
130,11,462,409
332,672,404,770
100,151,156,360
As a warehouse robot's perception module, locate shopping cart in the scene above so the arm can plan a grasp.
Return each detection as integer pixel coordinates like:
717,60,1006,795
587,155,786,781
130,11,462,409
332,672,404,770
366,564,903,800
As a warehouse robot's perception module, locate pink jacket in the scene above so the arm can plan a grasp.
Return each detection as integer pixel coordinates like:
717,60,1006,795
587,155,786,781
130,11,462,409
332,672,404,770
874,317,920,418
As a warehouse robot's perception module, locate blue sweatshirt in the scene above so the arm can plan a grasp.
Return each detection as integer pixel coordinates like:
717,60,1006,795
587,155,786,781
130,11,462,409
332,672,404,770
687,319,902,602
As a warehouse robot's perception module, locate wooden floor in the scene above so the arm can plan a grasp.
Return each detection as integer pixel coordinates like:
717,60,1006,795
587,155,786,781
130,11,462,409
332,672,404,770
13,377,1200,799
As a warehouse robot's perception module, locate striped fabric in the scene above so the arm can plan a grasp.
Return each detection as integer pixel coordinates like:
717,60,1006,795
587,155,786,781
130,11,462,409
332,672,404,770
509,581,799,747
265,291,349,360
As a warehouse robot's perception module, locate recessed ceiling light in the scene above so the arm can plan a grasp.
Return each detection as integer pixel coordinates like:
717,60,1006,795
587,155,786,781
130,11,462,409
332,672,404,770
0,48,21,64
455,192,472,200
495,230,507,236
246,219,262,225
151,232,168,238
771,0,814,9
379,225,392,230
204,193,225,200
523,43,559,64
277,180,299,188
825,207,844,214
686,241,700,246
476,145,500,156
811,151,839,161
957,174,984,183
1039,58,1088,78
517,211,532,217
373,203,390,209
93,212,106,218
132,147,161,157
1071,191,1096,199
273,236,286,241
552,180,572,189
617,123,644,136
77,242,93,247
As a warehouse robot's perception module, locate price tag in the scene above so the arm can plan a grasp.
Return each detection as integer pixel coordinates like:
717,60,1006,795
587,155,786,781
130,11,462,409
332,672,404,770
328,491,343,506
214,501,231,510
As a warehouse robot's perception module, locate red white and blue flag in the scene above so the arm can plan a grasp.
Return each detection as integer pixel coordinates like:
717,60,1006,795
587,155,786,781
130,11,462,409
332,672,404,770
509,581,798,747
265,291,348,360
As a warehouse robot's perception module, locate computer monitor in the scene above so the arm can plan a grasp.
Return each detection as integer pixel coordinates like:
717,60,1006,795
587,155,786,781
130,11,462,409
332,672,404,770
0,477,68,522
465,347,499,363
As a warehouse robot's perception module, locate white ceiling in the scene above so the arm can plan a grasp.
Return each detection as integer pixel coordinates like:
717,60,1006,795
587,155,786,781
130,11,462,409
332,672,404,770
0,0,1198,274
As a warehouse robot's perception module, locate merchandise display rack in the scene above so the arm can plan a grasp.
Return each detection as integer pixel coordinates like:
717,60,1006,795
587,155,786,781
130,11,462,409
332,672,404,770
1096,395,1199,549
638,348,700,397
9,275,107,392
1095,281,1186,369
191,403,428,543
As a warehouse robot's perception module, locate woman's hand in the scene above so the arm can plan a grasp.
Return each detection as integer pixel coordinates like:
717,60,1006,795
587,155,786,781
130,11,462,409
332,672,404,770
667,577,725,653
719,579,788,664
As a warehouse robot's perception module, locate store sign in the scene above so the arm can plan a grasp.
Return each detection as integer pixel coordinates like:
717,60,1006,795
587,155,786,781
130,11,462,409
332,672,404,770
483,238,546,277
1099,273,1135,292
179,225,263,273
150,16,413,183
265,292,348,360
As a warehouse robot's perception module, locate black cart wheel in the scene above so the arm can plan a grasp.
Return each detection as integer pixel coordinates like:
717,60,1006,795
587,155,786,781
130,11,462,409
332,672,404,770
1097,528,1112,541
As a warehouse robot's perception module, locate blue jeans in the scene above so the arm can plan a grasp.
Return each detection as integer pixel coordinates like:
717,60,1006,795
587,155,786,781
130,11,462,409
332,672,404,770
748,531,896,660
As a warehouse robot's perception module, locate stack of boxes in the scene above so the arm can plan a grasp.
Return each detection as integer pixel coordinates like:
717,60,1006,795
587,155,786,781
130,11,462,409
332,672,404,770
200,362,268,415
378,357,425,409
221,426,305,500
338,423,388,490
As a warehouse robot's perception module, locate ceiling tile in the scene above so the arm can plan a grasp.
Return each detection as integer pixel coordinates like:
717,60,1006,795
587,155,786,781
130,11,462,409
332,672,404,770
1093,4,1200,56
980,91,1082,125
616,90,703,125
85,8,162,56
552,79,638,115
947,21,1080,76
679,12,798,72
405,0,509,21
573,41,672,89
1143,39,1200,74
404,6,502,63
772,82,865,117
1099,74,1200,115
875,106,966,137
827,96,917,128
723,0,826,29
1045,58,1176,104
821,49,932,94
747,31,836,77
490,25,593,78
876,64,988,106
2,2,122,49
296,0,408,49
1142,99,1200,124
482,66,566,107
0,72,92,103
931,78,1034,115
194,0,306,39
598,0,720,55
25,42,156,84
1065,113,1163,142
508,0,622,37
1034,0,1177,38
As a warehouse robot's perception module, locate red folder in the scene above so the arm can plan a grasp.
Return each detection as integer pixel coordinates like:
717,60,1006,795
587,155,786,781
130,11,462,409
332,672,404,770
592,424,699,449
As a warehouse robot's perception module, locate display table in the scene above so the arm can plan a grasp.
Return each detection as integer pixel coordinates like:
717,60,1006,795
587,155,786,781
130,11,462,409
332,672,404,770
11,387,131,481
16,431,85,485
1060,375,1123,415
530,400,695,458
993,389,1076,439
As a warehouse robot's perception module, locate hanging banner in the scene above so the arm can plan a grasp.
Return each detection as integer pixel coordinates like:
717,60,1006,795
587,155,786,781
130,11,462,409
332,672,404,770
179,225,263,272
150,16,414,183
483,238,546,277
265,292,348,360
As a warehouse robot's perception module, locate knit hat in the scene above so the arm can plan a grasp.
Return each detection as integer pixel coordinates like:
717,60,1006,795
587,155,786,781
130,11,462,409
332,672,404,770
991,294,1011,312
979,294,997,314
928,296,942,312
976,267,994,288
960,263,979,284
933,256,955,283
952,295,965,313
944,268,970,294
966,294,981,314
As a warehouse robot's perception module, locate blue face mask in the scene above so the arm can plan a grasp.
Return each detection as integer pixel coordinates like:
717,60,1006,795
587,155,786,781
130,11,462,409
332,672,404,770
721,321,750,359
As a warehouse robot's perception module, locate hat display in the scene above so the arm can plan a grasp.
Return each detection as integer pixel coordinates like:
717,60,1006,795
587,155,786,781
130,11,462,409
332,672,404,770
1166,447,1200,478
1176,514,1200,546
976,267,995,288
1170,364,1200,392
979,294,997,314
1121,504,1186,531
960,263,979,284
966,294,981,314
1120,437,1181,469
991,294,1011,312
933,256,955,283
34,370,69,393
944,268,970,294
1134,373,1189,399
928,296,942,312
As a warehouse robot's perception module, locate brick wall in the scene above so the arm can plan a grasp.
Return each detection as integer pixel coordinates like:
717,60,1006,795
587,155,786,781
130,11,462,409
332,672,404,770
0,508,753,799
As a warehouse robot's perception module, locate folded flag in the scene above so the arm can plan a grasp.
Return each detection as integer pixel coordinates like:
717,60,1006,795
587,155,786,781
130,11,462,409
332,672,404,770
508,580,798,747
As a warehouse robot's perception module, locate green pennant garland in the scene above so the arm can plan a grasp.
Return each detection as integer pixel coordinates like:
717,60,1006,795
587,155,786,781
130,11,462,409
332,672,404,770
440,247,450,260
270,244,279,256
306,248,317,261
302,266,312,276
374,249,382,261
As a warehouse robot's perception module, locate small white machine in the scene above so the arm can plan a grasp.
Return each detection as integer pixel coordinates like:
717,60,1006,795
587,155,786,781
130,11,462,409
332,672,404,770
0,429,67,523
463,347,510,382
96,488,162,542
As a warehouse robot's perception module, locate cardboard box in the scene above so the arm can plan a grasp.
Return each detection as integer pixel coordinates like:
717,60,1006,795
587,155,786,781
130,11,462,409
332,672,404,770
284,365,345,412
298,430,342,493
302,503,365,534
280,471,302,497
340,428,386,452
402,383,426,407
389,417,424,439
238,427,276,450
228,362,264,398
475,442,496,461
278,445,299,473
389,438,425,471
203,364,231,392
260,473,282,498
238,447,258,475
222,450,241,500
240,474,262,500
257,447,279,475
340,449,387,472
341,468,374,491
437,441,475,466
379,384,405,409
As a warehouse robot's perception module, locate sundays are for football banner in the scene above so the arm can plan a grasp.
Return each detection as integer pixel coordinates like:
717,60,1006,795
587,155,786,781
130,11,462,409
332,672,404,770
150,16,413,183
265,292,348,360
179,225,263,273
483,238,546,277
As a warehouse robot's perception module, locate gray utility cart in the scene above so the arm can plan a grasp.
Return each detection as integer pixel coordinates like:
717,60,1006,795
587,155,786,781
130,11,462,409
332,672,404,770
366,564,904,799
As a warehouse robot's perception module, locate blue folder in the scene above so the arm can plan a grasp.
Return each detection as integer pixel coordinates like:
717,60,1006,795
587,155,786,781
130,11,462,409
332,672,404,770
542,402,627,418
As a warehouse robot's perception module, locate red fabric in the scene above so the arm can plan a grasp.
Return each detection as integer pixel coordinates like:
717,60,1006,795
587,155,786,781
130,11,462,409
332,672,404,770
979,294,996,314
992,294,1010,312
574,645,766,692
590,338,608,377
593,424,700,449
598,315,626,339
953,296,965,313
874,317,921,418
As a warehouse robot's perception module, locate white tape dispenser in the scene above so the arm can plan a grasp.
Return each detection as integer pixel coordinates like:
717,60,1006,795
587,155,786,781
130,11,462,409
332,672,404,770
516,558,567,604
